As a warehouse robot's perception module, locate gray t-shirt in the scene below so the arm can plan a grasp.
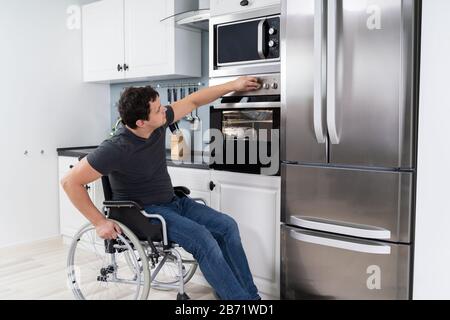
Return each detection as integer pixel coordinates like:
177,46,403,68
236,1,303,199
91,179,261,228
87,106,175,206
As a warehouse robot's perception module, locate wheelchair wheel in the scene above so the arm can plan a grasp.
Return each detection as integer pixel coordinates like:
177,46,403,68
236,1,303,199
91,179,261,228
67,220,151,300
151,249,198,290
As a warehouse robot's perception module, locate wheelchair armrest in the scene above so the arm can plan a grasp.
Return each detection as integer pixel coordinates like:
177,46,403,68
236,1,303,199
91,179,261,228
103,201,144,211
174,186,191,197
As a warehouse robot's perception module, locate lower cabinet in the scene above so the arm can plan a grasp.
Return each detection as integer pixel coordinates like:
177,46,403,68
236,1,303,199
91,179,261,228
58,156,104,242
168,167,281,298
167,167,211,206
210,170,281,299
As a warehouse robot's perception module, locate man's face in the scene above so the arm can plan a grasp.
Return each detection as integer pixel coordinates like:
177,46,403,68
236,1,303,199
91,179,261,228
138,97,167,130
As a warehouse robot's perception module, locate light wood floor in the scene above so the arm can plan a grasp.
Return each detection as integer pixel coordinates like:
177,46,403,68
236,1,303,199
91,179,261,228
0,237,216,300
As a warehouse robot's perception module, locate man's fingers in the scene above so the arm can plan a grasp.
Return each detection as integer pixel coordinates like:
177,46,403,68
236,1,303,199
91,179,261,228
114,224,122,234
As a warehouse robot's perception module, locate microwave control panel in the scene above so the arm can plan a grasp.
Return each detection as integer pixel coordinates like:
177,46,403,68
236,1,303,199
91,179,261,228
265,17,280,59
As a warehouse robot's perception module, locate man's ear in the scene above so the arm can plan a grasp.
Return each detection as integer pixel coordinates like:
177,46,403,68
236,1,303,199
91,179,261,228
135,119,145,128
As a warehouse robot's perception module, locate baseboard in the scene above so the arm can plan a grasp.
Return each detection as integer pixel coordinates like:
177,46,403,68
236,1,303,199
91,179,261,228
0,235,63,251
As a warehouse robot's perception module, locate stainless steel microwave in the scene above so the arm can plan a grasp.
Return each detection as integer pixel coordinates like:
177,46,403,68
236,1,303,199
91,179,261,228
209,6,281,78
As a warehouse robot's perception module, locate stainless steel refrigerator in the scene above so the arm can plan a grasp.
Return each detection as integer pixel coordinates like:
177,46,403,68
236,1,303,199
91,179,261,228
280,0,421,300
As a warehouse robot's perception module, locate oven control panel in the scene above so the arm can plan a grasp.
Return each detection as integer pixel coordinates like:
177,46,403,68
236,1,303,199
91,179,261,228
256,74,281,95
210,73,281,97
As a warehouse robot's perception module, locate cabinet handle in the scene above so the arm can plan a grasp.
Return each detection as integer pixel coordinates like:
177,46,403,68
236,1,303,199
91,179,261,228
209,181,216,191
124,63,129,71
117,64,123,72
69,165,74,169
240,0,249,6
85,185,91,191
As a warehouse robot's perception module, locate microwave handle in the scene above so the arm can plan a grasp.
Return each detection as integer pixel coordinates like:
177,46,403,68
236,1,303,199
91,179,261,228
258,19,268,59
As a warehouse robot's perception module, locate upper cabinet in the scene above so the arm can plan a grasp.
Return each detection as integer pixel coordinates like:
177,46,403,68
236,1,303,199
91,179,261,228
82,0,202,83
210,0,280,17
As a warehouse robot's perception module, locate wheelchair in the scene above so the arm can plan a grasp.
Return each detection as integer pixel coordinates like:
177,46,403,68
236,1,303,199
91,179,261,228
67,176,205,300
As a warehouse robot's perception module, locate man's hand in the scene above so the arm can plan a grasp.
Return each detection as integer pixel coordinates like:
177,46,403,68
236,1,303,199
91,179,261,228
231,76,261,92
95,219,122,240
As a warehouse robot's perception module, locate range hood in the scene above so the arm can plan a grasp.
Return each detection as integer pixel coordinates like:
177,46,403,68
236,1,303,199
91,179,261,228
176,8,210,31
161,1,210,31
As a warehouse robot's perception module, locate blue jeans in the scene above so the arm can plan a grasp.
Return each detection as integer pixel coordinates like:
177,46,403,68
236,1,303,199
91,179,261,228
144,195,260,300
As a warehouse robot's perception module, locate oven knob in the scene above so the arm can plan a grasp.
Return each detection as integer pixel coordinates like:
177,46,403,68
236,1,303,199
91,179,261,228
263,83,270,90
271,83,279,90
268,40,277,48
268,27,277,35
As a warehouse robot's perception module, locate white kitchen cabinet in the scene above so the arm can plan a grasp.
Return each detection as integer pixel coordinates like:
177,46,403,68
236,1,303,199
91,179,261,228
58,156,104,242
82,0,125,82
82,0,201,83
210,170,281,298
210,0,280,17
167,167,211,206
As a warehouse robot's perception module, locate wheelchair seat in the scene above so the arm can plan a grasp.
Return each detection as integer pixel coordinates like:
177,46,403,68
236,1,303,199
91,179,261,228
101,176,190,243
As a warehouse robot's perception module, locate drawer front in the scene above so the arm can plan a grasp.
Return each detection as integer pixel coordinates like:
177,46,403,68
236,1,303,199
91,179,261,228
281,225,411,300
282,165,413,243
167,167,211,192
58,156,79,176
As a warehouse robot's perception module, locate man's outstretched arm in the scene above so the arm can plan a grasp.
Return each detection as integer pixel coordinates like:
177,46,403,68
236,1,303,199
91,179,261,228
171,76,260,123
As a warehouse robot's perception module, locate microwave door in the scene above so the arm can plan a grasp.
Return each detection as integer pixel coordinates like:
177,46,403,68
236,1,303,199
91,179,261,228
216,16,280,67
217,20,262,66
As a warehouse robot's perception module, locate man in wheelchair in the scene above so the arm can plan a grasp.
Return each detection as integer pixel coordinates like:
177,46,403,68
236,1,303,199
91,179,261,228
61,76,262,300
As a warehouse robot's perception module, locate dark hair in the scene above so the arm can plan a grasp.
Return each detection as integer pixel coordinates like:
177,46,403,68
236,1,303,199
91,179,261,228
118,86,159,129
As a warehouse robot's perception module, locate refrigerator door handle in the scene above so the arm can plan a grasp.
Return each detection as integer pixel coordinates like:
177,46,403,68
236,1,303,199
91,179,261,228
289,229,392,255
313,0,327,144
326,0,340,145
290,216,392,240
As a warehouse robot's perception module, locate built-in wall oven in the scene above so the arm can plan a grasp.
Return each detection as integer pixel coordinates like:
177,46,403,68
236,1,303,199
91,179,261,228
209,74,281,176
209,5,281,78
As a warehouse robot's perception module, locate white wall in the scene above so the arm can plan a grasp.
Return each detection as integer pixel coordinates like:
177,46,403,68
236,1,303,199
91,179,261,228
414,0,450,300
0,0,110,248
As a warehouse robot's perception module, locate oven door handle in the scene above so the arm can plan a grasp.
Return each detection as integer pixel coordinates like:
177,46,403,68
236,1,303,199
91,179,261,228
258,18,268,59
214,102,281,109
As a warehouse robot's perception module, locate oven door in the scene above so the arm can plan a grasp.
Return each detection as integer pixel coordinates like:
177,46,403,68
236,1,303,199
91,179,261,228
210,107,280,175
210,7,281,77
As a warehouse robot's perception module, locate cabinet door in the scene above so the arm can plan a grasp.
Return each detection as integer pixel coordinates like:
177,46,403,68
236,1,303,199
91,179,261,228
82,0,125,82
167,167,211,206
58,157,90,238
210,171,281,298
124,0,173,79
210,0,280,17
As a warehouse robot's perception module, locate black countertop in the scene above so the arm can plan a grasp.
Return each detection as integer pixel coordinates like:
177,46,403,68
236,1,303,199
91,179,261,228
57,146,210,170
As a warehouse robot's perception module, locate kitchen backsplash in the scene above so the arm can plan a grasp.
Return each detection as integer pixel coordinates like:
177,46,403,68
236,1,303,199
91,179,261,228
110,31,210,152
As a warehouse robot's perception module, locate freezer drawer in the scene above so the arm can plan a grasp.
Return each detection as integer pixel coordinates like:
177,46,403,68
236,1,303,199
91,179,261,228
282,164,413,243
281,225,411,300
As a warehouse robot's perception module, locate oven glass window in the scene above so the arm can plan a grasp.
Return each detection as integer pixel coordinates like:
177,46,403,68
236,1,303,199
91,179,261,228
222,110,274,142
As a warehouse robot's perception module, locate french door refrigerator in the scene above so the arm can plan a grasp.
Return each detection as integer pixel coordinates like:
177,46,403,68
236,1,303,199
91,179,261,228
280,0,421,300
